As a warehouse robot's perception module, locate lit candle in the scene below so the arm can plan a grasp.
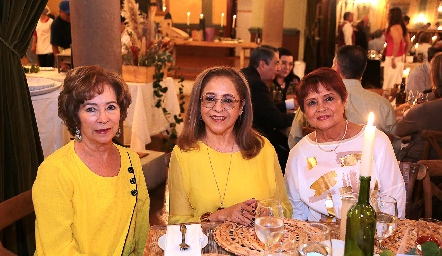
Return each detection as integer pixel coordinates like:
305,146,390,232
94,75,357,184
411,35,415,42
221,12,224,27
232,15,236,28
163,6,166,12
187,12,190,26
415,43,418,50
360,112,375,177
200,14,204,19
402,68,410,78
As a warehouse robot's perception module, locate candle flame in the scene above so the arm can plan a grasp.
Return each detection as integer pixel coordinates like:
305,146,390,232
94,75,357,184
222,13,225,17
187,12,190,16
200,14,203,19
368,112,374,126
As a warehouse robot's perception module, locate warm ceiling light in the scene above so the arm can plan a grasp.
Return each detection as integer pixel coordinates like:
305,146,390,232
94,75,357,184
415,13,427,23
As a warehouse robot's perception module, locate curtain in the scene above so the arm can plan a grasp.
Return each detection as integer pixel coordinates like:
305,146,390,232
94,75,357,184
0,0,47,254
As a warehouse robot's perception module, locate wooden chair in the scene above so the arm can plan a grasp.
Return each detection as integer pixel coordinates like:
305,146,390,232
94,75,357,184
420,130,442,160
0,190,34,255
400,162,427,219
416,130,442,219
416,160,442,219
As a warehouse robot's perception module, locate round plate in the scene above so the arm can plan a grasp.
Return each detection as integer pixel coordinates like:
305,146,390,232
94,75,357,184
30,83,61,96
157,233,208,250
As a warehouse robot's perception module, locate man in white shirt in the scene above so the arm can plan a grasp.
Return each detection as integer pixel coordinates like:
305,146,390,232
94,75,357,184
337,12,355,47
289,46,397,152
407,47,442,98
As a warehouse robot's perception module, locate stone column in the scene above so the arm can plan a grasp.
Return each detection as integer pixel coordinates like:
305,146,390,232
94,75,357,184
262,0,284,48
70,0,122,74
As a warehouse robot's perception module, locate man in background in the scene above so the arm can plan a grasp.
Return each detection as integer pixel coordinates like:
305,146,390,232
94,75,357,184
51,0,71,69
407,47,442,98
289,46,398,153
337,12,355,47
368,29,386,53
241,45,295,171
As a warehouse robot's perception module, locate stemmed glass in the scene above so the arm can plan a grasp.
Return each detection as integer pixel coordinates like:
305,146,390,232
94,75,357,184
407,90,417,107
255,199,285,255
372,195,398,250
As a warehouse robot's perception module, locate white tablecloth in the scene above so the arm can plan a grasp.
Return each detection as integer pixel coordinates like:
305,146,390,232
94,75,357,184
27,71,182,155
30,81,70,158
125,77,183,152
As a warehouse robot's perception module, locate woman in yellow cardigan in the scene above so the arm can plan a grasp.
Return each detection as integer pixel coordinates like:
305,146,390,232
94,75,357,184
32,66,150,255
168,66,292,226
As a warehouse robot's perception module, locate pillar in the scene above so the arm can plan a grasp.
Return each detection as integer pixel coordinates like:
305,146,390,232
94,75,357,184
262,0,284,47
70,0,122,74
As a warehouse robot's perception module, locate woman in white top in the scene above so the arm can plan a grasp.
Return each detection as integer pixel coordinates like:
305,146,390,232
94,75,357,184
284,67,406,221
31,6,54,67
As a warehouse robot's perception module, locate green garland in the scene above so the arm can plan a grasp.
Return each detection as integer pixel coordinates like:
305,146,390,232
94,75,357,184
151,51,185,152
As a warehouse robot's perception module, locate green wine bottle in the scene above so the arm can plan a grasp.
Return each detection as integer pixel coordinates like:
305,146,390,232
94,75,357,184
343,176,376,256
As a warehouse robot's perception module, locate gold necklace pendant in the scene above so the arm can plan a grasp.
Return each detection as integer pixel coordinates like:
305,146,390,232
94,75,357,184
205,143,234,210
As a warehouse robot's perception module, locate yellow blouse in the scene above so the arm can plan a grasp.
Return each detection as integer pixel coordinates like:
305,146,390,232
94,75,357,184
168,137,292,224
33,141,150,255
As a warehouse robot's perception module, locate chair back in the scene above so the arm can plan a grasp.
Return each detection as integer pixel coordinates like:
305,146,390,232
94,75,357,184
421,130,442,160
400,162,427,219
0,190,34,255
416,160,442,219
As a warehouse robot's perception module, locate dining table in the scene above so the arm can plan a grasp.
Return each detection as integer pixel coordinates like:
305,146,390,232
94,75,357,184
26,70,182,155
144,218,419,255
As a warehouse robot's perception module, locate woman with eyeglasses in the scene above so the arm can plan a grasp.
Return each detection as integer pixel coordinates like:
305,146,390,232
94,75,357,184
168,66,292,226
270,48,300,105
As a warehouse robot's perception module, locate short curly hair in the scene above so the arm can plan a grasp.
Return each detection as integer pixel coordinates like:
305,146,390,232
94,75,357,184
58,65,132,136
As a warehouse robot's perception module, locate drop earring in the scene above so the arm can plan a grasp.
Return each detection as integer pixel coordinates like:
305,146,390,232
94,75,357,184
75,127,82,141
116,127,121,137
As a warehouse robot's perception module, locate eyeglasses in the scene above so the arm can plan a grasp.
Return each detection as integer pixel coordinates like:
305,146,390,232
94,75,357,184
200,93,242,110
281,61,294,68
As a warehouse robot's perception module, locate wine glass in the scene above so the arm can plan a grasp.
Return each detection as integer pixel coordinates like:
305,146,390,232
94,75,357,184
255,199,285,255
416,218,442,254
406,90,417,107
372,195,398,250
298,222,332,256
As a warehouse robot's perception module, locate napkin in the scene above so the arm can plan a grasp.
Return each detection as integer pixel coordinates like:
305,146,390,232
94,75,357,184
164,224,203,256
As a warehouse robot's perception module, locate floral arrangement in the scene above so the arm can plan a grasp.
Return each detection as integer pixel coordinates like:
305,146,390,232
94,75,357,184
122,0,184,152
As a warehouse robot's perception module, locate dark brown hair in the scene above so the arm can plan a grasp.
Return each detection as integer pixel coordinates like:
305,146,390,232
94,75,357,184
387,7,407,37
431,52,442,98
58,65,132,136
296,67,348,112
177,66,264,159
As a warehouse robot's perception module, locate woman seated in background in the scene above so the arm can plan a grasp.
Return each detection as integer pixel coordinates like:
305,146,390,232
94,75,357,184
33,66,150,255
396,52,442,162
168,66,292,226
270,47,300,107
285,67,405,221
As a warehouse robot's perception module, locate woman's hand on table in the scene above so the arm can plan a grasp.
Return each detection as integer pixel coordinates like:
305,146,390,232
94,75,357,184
209,199,257,226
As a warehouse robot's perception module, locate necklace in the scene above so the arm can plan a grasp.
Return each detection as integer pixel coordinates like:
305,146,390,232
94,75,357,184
205,143,234,210
315,119,349,152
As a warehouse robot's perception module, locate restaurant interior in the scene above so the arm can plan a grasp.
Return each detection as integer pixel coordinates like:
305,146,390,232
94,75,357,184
2,0,442,255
